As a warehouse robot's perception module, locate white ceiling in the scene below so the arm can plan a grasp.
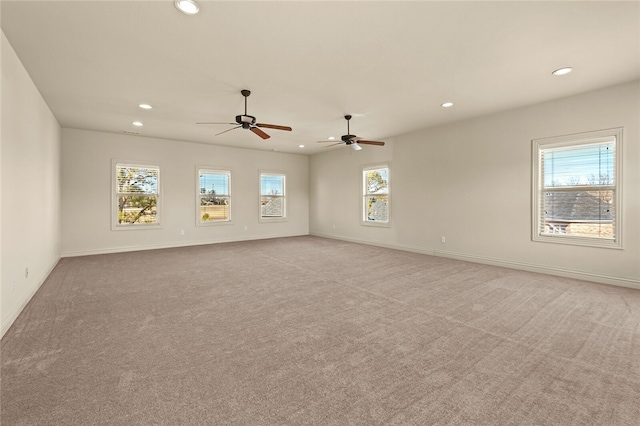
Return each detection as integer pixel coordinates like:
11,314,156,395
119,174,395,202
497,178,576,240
2,1,639,155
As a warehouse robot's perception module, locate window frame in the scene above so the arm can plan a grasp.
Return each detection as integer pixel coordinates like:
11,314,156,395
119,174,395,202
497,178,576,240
196,167,232,226
112,160,162,230
259,171,287,223
531,128,623,249
361,164,391,227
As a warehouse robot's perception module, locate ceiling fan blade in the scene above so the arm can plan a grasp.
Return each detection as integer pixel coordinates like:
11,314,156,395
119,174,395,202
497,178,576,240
256,123,292,131
322,142,344,148
197,122,237,125
251,127,271,139
357,140,385,146
317,140,340,143
214,125,242,136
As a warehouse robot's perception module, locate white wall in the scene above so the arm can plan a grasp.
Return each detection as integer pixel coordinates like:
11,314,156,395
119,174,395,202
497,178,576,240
1,31,62,336
61,129,309,256
310,80,640,288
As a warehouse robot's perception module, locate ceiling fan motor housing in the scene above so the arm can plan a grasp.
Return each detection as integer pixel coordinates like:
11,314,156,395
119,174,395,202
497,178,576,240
342,135,357,143
236,114,256,128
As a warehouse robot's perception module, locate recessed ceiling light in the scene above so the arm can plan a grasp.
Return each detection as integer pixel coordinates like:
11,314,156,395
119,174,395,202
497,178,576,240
132,121,144,127
175,0,199,15
328,136,336,140
552,67,573,76
299,145,305,148
441,102,454,108
138,104,152,110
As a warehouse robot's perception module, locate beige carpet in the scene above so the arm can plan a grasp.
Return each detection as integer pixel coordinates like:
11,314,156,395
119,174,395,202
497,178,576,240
2,236,639,425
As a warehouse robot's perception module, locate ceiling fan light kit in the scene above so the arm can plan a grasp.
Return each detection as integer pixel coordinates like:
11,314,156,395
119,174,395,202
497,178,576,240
237,114,256,127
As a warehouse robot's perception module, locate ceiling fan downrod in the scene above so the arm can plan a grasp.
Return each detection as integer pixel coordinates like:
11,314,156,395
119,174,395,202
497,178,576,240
343,114,357,144
241,89,251,116
345,114,352,134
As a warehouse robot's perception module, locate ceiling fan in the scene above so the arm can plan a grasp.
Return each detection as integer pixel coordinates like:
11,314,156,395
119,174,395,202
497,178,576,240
317,115,385,150
196,89,292,140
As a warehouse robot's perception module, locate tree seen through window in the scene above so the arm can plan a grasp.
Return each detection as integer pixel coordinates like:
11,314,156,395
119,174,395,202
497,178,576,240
115,164,159,225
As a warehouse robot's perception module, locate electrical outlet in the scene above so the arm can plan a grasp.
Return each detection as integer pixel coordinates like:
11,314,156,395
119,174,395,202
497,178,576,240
441,236,446,244
244,225,248,231
11,280,15,292
25,267,29,278
332,224,336,229
180,229,185,236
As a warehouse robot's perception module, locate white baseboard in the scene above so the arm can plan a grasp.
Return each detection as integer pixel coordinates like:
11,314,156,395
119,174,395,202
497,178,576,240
1,257,61,338
60,233,308,258
310,232,640,290
433,249,639,290
310,232,436,256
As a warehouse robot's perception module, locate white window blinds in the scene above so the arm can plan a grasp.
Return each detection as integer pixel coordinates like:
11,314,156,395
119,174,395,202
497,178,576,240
260,173,286,219
115,163,160,226
363,166,389,224
533,128,621,248
198,169,231,223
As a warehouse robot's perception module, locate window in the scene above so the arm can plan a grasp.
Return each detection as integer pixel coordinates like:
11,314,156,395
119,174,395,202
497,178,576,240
260,172,286,221
362,165,390,226
532,128,622,248
113,162,160,229
198,168,231,224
